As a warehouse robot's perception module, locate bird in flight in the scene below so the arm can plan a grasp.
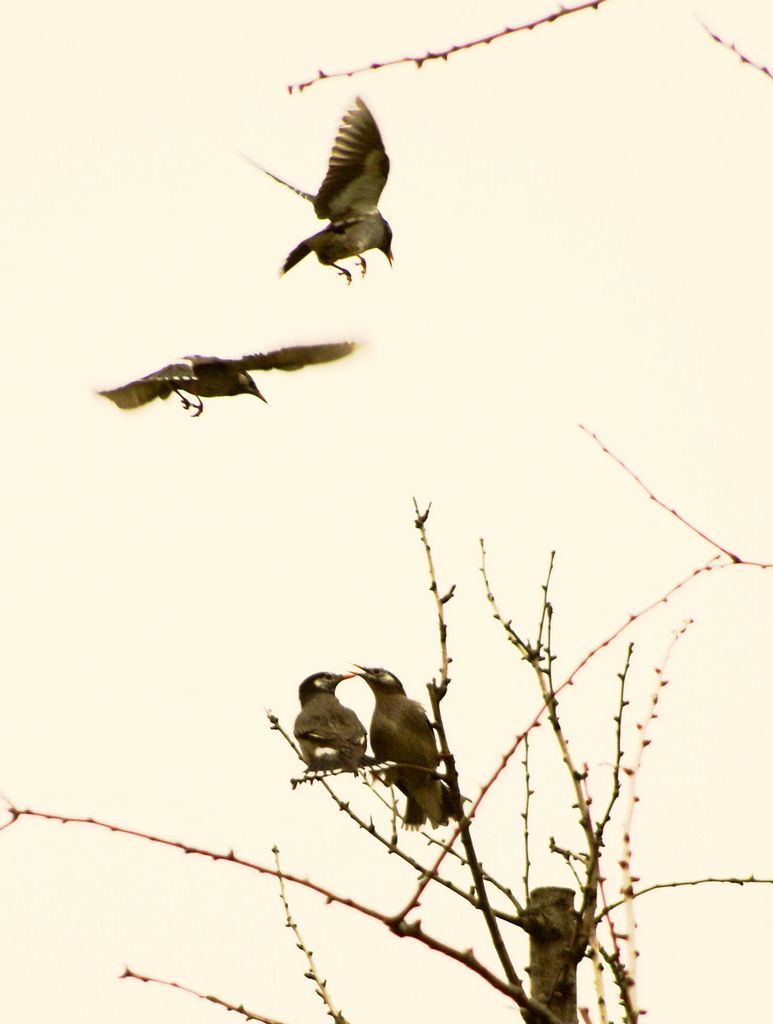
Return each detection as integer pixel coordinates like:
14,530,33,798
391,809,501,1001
352,665,459,829
240,97,392,284
98,341,359,416
293,671,367,773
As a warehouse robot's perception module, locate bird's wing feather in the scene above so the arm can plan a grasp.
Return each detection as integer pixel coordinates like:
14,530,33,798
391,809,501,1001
295,706,367,746
238,341,359,372
234,149,314,203
314,98,389,220
98,362,196,409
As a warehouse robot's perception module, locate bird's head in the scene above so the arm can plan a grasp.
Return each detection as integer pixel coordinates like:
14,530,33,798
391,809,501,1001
379,219,394,266
297,671,353,704
238,372,267,403
351,665,405,695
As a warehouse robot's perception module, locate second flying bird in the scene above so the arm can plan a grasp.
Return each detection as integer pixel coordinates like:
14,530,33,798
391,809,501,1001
242,97,393,284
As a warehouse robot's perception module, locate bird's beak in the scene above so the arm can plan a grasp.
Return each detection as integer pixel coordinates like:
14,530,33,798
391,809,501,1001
351,664,367,677
338,672,356,681
386,249,394,267
255,389,268,404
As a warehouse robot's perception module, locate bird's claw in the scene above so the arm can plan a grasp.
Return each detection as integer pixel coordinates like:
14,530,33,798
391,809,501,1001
357,256,368,278
176,391,204,417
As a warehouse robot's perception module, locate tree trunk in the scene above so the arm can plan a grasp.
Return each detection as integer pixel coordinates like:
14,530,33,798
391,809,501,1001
524,886,578,1024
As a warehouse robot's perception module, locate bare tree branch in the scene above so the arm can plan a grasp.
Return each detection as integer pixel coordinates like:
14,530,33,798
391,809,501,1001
121,966,291,1024
0,800,565,1023
288,0,614,93
273,846,350,1024
699,20,773,83
580,424,773,567
268,711,524,926
600,875,773,918
616,621,692,1023
522,733,533,903
408,502,524,994
563,557,719,685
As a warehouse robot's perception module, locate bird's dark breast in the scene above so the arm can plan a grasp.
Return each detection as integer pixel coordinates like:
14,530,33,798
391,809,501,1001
371,698,438,769
314,216,386,262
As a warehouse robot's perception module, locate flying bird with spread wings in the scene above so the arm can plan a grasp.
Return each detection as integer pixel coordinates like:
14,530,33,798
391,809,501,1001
98,341,359,416
240,97,392,284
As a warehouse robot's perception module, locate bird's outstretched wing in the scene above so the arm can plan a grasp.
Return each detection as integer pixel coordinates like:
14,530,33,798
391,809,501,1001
314,98,390,221
234,148,315,204
237,341,359,373
98,361,195,408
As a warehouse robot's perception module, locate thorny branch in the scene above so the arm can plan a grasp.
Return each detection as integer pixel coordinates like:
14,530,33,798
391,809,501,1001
288,1,613,93
407,502,524,994
121,967,289,1024
273,846,349,1024
267,712,524,927
0,800,565,1023
480,546,596,884
615,622,692,1023
522,733,533,902
600,875,773,918
699,20,773,83
592,645,634,849
579,425,773,567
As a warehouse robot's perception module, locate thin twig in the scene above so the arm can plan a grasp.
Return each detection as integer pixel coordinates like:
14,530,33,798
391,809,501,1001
617,621,692,1022
409,502,523,993
586,935,611,1024
121,967,289,1023
593,644,634,845
699,19,773,83
288,1,613,93
273,846,349,1024
522,732,532,902
412,498,454,698
564,555,721,686
580,425,773,567
600,875,773,918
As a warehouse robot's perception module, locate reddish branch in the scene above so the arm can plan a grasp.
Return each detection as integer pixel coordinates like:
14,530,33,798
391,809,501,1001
0,802,565,1024
699,20,773,83
288,0,612,93
565,554,722,685
580,425,773,566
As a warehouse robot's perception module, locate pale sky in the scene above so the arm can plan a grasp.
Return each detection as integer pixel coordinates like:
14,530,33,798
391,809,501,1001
1,1,772,1022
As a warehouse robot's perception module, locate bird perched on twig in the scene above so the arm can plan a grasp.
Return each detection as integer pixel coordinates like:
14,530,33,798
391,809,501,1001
293,672,367,773
98,341,359,416
352,666,458,829
239,97,393,284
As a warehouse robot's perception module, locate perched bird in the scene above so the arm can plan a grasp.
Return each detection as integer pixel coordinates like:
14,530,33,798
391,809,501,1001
98,341,359,416
352,666,457,829
240,97,393,283
293,672,367,773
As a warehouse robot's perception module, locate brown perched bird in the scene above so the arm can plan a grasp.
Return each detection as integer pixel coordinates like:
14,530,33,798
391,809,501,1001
239,97,392,284
352,666,457,829
98,341,359,416
293,672,367,773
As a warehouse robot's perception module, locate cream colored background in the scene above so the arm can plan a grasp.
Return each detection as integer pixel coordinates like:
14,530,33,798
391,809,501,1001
1,1,771,1021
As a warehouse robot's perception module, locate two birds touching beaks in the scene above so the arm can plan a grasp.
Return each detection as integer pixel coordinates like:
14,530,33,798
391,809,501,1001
293,668,461,831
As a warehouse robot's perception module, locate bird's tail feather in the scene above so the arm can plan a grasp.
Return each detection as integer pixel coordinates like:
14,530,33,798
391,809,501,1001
281,241,312,275
404,783,448,830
